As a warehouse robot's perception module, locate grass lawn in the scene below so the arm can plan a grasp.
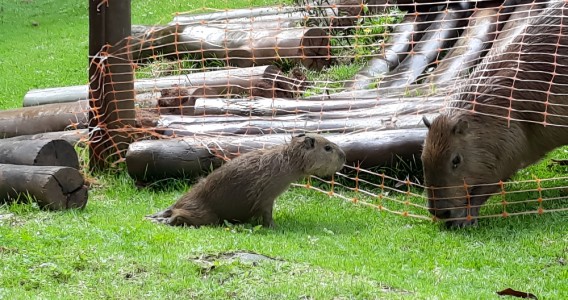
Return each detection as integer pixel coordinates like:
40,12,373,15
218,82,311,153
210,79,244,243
0,0,567,299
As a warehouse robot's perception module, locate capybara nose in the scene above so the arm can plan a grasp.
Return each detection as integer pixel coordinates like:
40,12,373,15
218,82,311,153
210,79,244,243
428,207,451,219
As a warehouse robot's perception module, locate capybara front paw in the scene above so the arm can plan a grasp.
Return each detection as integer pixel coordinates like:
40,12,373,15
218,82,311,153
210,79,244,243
145,217,171,225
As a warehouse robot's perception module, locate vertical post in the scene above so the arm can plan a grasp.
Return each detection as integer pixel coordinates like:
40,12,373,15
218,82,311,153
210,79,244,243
88,0,136,171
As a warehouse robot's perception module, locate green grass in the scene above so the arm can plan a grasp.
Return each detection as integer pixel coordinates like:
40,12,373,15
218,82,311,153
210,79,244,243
1,0,568,299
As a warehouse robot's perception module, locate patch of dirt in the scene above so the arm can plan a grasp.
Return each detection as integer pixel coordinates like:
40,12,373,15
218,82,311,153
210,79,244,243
190,250,281,272
188,250,412,296
0,213,25,227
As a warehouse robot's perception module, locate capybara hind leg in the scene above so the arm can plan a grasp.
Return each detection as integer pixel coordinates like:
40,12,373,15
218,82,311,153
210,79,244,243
261,207,275,228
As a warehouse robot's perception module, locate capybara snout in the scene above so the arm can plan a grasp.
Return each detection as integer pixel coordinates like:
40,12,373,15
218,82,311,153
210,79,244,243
295,133,346,177
425,184,482,227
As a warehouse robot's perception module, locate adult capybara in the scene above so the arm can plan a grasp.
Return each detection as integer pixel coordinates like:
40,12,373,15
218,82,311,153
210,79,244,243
146,133,346,228
421,0,568,228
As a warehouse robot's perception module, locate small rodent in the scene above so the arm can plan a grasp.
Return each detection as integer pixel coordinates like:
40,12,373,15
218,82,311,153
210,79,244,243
146,133,346,228
421,0,568,228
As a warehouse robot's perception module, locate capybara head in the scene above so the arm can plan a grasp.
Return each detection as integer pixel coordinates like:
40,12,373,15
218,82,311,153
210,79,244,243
288,133,346,177
421,114,505,228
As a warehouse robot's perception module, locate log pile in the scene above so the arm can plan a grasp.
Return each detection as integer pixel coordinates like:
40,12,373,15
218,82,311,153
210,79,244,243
0,137,88,210
2,0,553,186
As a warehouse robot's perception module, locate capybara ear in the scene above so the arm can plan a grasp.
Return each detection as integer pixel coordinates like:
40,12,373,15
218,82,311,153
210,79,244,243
422,116,431,129
452,119,469,135
303,136,316,149
296,133,306,137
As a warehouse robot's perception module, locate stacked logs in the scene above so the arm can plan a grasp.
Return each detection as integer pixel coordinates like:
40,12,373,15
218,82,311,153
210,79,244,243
0,136,88,210
6,0,549,186
0,100,89,208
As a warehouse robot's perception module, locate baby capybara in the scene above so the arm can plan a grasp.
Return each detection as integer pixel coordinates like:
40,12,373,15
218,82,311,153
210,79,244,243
147,133,346,228
421,0,568,228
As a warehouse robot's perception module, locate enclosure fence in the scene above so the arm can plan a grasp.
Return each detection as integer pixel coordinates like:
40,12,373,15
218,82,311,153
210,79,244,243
27,0,568,223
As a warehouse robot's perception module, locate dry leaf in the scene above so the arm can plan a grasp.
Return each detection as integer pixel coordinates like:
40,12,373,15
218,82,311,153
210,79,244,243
496,288,537,299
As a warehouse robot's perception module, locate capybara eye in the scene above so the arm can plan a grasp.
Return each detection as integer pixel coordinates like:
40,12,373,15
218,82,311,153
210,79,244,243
324,145,332,152
452,155,461,168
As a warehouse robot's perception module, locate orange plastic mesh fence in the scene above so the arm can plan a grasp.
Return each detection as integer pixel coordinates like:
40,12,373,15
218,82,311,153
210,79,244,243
77,0,568,224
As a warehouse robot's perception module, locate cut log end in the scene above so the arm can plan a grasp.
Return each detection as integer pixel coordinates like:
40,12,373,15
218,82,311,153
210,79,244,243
36,139,81,169
0,164,88,211
0,139,80,169
65,185,89,210
300,28,332,71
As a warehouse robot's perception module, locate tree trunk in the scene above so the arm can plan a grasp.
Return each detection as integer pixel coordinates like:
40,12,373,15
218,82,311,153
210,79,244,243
129,24,331,70
23,66,280,107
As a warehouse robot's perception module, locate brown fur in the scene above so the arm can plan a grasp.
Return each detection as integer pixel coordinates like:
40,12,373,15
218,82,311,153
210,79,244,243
146,133,346,228
421,0,568,228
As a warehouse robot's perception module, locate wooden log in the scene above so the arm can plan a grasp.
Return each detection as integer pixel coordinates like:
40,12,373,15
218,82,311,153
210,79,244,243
0,130,88,146
189,95,442,116
0,101,88,138
393,0,471,12
170,13,306,30
191,97,382,116
157,111,440,136
125,129,428,182
155,86,216,115
377,7,470,88
0,164,88,210
136,69,309,114
128,24,331,70
169,0,365,27
125,138,222,182
422,7,499,84
478,0,547,66
0,139,80,169
23,66,280,107
170,6,303,24
345,13,428,90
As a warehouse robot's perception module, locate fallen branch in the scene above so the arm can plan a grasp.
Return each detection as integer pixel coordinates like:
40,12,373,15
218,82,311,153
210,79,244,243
0,164,88,210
